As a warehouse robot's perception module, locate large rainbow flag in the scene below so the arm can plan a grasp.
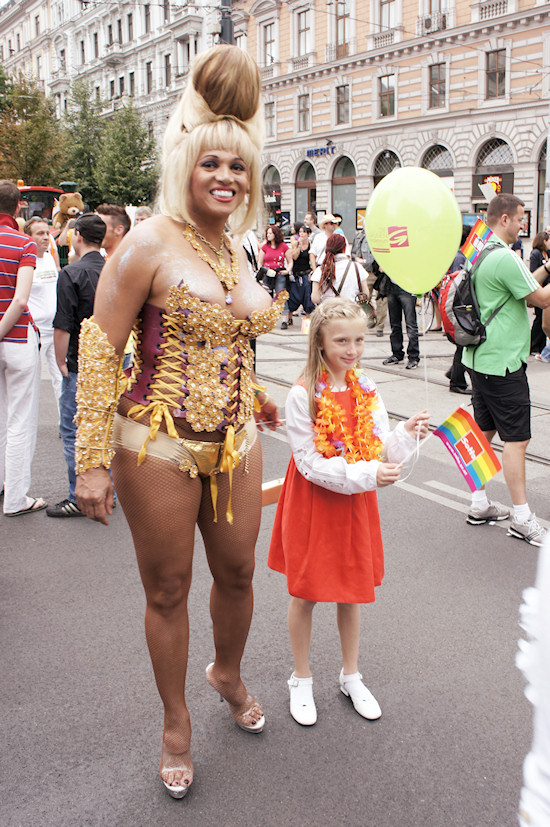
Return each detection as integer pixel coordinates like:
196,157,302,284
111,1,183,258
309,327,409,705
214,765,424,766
461,219,493,265
434,407,501,491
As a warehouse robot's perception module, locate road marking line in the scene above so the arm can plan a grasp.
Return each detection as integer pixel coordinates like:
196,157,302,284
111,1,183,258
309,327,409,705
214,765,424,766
424,480,472,501
260,428,289,444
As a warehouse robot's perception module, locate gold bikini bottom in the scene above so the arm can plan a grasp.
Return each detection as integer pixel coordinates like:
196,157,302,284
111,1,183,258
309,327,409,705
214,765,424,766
113,414,257,524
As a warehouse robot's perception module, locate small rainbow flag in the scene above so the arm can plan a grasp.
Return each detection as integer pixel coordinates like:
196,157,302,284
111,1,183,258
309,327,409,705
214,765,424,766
461,219,493,265
434,407,501,491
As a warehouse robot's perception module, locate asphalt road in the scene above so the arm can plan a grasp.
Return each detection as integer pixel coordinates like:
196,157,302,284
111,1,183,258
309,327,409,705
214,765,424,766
1,364,544,827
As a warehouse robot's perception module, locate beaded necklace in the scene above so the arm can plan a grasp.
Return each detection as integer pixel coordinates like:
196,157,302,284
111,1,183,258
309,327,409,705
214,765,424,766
313,368,383,462
183,222,239,304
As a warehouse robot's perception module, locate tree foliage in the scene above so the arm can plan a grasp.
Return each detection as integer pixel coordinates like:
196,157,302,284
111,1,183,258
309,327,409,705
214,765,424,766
94,103,158,206
0,73,66,185
61,80,104,208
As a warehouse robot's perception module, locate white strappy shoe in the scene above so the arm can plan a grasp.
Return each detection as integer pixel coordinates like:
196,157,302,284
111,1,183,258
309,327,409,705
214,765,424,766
288,673,317,726
339,669,381,720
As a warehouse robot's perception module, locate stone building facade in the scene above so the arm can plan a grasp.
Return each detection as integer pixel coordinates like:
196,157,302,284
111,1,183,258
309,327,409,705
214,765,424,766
234,0,550,240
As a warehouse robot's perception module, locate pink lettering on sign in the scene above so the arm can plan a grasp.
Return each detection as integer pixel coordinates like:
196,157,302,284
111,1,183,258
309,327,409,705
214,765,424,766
388,226,409,248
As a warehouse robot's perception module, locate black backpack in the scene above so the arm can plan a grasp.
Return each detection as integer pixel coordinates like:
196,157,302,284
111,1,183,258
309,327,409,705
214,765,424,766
438,242,508,347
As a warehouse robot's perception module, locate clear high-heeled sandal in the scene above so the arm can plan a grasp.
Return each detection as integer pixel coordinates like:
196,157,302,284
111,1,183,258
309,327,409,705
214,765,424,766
206,662,265,733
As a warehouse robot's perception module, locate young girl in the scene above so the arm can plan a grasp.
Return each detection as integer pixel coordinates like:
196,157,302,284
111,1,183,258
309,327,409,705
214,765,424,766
268,298,429,725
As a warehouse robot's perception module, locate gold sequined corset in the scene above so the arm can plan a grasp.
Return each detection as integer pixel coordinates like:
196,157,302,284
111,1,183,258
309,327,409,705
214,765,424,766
123,283,286,434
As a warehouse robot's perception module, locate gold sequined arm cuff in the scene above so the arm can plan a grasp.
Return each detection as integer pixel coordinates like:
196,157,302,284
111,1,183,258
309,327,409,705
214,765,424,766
75,317,127,474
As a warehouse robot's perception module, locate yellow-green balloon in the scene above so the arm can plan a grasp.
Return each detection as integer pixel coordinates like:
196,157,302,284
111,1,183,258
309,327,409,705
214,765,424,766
365,167,462,295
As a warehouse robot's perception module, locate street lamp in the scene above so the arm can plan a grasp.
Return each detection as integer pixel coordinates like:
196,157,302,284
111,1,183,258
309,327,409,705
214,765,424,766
220,0,234,44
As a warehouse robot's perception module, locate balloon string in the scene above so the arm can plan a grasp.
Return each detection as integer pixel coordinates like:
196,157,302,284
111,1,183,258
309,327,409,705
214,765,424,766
396,294,431,485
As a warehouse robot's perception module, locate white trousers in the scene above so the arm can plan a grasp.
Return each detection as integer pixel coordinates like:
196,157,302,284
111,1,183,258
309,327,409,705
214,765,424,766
38,328,62,413
0,328,41,513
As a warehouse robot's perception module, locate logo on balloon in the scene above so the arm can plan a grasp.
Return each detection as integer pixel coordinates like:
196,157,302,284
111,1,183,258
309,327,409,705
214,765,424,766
388,226,409,248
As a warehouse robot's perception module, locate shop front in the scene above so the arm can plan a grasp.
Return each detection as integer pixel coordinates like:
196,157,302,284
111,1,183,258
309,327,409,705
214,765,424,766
332,156,356,241
263,164,282,226
471,138,514,214
295,160,317,223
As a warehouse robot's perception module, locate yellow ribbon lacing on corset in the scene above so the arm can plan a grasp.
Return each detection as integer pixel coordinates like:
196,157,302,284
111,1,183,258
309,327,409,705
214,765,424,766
126,314,184,464
209,331,244,524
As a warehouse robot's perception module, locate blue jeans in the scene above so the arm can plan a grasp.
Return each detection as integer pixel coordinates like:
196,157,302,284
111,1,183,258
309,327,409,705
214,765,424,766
388,288,420,361
59,371,78,502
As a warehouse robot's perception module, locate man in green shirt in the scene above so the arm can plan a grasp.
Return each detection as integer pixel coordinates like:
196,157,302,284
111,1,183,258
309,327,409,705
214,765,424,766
464,193,550,546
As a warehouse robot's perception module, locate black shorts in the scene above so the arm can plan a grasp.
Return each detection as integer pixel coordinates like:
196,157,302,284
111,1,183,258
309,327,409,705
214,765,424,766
470,364,531,442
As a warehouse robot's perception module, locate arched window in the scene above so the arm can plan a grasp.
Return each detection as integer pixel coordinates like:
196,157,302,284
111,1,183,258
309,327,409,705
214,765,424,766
295,161,316,222
472,138,514,209
332,156,356,241
373,150,401,187
422,145,453,175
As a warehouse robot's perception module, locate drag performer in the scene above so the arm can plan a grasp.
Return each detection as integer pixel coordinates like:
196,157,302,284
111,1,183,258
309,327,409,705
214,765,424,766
268,299,429,726
74,46,285,798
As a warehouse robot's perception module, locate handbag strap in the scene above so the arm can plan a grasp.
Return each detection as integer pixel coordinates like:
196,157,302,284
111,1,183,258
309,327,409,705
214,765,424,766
333,260,352,296
354,262,362,290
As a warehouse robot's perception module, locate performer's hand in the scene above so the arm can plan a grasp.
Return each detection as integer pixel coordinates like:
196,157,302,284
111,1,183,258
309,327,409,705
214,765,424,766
254,398,282,431
404,409,429,440
376,462,402,487
76,467,115,526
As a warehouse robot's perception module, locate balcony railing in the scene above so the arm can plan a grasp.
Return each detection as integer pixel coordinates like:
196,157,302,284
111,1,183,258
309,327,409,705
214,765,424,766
479,0,508,19
416,10,447,35
373,30,394,48
325,38,356,62
291,53,313,72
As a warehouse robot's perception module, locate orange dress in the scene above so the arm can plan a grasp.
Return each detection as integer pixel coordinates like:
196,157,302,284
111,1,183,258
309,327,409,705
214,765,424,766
268,387,384,603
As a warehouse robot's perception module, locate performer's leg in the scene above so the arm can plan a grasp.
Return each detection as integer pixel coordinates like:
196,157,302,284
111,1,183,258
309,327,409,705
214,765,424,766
112,448,202,790
199,439,264,725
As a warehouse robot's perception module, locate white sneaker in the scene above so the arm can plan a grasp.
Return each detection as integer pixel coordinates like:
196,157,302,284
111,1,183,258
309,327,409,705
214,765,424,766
339,669,381,720
288,673,317,726
507,513,546,547
466,501,510,525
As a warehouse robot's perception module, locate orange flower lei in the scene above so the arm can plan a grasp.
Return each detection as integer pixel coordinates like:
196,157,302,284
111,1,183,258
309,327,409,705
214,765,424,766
313,368,383,463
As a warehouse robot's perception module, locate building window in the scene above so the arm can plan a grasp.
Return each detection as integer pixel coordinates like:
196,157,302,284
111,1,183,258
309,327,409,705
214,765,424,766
36,55,42,78
117,19,122,43
93,32,98,58
109,79,115,99
379,74,395,117
297,10,310,55
129,71,135,96
107,24,113,46
336,84,350,124
95,85,100,102
80,39,85,64
128,13,133,41
164,53,171,87
336,0,349,55
429,63,445,108
59,48,66,70
16,33,21,51
265,102,275,138
119,76,124,97
148,121,154,141
263,23,276,65
298,94,310,132
234,33,245,50
35,15,40,37
8,39,12,55
380,0,396,29
486,49,505,99
164,0,170,23
144,5,151,34
1,46,4,62
146,61,153,94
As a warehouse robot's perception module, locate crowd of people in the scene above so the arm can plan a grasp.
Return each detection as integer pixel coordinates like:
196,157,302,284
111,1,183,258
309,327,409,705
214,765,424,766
1,44,549,823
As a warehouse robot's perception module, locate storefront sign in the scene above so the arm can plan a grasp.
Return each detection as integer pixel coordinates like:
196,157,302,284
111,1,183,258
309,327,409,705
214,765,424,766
306,146,336,157
484,175,502,193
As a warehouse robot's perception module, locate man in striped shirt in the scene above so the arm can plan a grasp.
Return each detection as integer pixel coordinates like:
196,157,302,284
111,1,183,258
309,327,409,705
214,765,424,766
0,180,46,516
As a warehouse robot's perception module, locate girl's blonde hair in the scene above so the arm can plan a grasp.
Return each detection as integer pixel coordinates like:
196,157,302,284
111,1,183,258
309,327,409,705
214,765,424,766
302,298,366,419
158,45,264,235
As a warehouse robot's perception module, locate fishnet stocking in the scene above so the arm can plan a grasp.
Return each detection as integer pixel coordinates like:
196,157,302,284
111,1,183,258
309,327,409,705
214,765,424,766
111,435,263,780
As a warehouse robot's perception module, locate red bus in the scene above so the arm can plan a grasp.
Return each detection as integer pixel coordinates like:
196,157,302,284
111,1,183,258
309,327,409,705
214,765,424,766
17,184,65,222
